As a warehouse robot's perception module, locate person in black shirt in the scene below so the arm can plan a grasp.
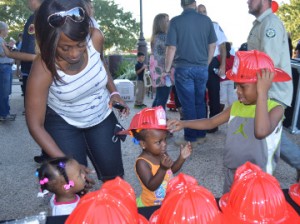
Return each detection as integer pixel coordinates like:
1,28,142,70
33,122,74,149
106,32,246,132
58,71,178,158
134,52,148,108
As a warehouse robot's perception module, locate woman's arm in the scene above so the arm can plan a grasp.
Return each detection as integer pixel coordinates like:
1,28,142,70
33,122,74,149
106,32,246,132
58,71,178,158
91,29,129,113
91,29,117,93
2,43,36,61
25,56,65,157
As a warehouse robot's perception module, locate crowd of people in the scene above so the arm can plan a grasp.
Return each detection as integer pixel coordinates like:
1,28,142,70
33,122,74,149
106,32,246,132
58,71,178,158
1,0,300,219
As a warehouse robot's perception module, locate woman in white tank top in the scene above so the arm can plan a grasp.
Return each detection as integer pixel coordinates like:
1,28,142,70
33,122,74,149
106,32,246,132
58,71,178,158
25,0,129,191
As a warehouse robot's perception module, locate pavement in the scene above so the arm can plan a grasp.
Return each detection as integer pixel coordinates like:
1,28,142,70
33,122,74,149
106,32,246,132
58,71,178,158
0,82,300,221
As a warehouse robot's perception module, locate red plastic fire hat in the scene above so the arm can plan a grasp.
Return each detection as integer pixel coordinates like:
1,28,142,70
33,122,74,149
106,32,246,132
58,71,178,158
101,176,138,215
165,172,198,197
219,162,300,223
119,106,168,135
226,50,291,83
149,173,223,224
66,177,148,224
289,181,300,206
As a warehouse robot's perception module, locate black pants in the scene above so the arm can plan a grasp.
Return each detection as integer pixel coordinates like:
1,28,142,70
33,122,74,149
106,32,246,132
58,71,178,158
207,57,221,118
22,75,28,107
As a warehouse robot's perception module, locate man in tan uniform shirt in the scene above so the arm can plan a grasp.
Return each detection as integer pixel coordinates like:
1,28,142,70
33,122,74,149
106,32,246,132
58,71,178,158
247,0,293,107
247,0,300,180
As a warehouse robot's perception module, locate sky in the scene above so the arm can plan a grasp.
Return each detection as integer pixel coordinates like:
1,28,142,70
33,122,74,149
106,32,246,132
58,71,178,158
113,0,289,50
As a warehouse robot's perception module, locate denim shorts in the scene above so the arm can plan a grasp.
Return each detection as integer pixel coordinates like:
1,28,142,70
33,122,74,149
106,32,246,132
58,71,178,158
44,106,124,181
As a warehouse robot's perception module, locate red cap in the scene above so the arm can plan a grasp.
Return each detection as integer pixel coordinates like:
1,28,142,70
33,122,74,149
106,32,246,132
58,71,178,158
119,106,168,135
219,162,300,223
226,50,291,83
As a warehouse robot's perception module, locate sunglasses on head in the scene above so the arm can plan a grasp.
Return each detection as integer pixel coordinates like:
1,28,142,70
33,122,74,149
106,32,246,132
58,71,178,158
47,7,85,28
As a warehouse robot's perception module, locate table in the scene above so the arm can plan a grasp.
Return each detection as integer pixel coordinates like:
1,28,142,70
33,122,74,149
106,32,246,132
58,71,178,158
45,189,300,223
1,189,299,223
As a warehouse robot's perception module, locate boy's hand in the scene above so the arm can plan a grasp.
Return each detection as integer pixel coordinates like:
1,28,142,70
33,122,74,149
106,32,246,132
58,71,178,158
180,142,192,159
167,119,183,133
160,154,174,170
256,69,274,95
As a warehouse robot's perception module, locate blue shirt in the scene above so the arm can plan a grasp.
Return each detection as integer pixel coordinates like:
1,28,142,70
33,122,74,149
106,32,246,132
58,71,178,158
166,8,217,67
20,14,36,75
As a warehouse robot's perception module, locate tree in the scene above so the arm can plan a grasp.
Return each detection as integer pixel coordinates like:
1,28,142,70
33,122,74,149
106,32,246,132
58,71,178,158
94,0,140,52
0,0,139,52
277,0,300,47
0,0,31,39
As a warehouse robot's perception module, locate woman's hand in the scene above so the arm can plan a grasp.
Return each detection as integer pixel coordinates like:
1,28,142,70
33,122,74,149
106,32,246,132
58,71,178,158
80,165,96,195
109,94,130,117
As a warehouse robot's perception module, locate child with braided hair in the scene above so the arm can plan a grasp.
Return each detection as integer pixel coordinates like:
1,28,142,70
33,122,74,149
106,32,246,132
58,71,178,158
36,157,86,216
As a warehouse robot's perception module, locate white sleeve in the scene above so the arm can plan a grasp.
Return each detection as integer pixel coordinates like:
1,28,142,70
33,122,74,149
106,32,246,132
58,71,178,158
213,22,227,46
213,22,228,56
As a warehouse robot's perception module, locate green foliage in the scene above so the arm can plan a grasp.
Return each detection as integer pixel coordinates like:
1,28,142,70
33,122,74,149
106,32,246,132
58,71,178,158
0,0,31,40
277,0,300,46
115,58,136,80
93,0,139,52
0,0,139,52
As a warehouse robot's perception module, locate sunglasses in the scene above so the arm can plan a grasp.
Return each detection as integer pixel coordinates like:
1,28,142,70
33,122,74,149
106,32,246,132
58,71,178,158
47,7,85,28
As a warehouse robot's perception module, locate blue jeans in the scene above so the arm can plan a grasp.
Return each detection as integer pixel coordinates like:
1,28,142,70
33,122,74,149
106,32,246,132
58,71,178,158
0,64,12,117
280,132,300,170
174,66,208,141
152,86,172,110
44,107,124,181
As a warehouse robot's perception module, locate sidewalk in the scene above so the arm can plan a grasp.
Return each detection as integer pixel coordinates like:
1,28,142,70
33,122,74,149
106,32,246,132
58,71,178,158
0,82,299,221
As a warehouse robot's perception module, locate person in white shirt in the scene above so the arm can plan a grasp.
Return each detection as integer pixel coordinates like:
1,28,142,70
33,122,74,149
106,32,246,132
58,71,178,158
198,4,227,133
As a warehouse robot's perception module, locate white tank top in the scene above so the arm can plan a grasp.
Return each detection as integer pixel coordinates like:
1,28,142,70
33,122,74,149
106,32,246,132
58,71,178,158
48,37,111,128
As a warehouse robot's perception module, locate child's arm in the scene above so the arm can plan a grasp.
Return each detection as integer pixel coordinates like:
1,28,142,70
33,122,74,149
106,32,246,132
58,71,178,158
171,142,192,173
136,64,147,75
167,107,231,133
2,43,35,61
136,156,173,191
254,69,284,139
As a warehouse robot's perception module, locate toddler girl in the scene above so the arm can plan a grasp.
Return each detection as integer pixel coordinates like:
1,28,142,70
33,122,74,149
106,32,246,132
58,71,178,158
36,157,86,216
121,106,192,207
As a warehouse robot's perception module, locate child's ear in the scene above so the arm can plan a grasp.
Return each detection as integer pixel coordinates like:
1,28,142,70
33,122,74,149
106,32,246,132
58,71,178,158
139,140,146,149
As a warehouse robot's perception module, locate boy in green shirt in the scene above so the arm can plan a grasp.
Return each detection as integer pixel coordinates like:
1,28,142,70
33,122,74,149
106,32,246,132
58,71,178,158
168,50,291,193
